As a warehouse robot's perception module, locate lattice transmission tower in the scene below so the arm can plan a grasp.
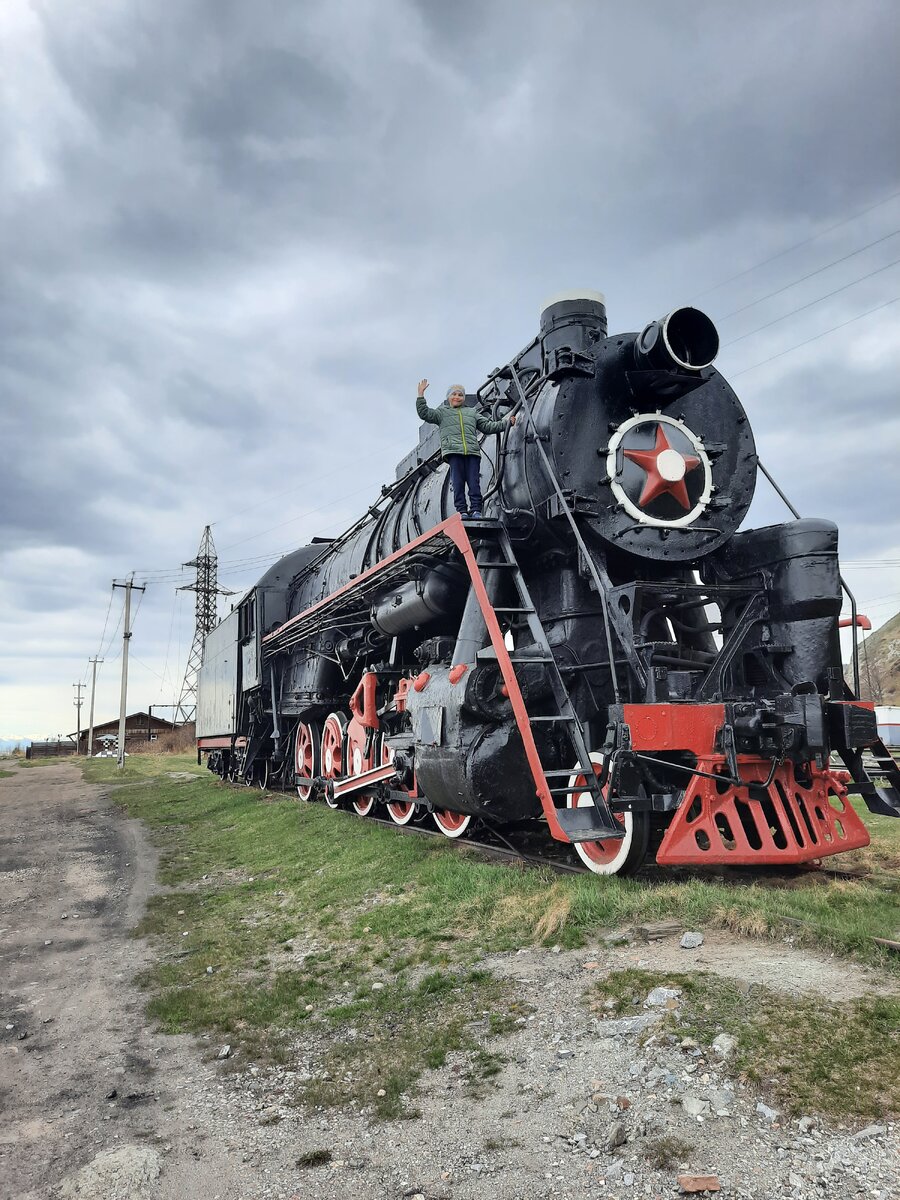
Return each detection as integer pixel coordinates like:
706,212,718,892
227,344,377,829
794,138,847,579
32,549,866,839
175,526,233,723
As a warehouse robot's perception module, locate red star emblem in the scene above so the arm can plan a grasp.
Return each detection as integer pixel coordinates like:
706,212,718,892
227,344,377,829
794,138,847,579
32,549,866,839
623,424,701,510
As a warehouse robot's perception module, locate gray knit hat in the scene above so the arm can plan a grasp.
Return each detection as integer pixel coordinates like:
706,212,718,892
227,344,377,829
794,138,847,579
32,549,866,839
446,384,466,399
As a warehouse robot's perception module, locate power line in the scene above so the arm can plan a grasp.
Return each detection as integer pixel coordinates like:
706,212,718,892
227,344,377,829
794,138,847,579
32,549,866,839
690,184,900,302
82,586,117,688
131,655,170,685
101,600,125,660
133,475,391,587
718,230,900,321
209,456,377,529
729,296,900,378
721,256,900,348
95,586,115,655
158,590,179,699
218,475,385,552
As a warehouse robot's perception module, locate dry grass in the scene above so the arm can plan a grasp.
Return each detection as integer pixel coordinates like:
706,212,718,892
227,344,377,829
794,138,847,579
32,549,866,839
710,904,771,939
533,887,574,940
144,723,197,754
483,881,573,942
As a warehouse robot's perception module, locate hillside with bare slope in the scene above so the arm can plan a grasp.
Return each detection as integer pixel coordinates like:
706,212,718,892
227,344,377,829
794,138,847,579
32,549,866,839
851,610,900,703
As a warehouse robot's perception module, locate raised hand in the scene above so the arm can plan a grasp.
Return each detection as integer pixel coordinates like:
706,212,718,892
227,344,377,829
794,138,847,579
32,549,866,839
417,378,429,397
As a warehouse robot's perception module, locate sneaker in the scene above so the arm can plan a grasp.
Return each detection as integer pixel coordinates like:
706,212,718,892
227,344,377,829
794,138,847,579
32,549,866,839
470,510,483,520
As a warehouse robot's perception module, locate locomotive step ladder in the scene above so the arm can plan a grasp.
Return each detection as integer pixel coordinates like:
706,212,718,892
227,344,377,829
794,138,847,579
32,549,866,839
463,517,624,844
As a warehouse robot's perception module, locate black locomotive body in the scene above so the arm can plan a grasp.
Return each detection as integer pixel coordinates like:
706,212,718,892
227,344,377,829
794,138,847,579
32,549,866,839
196,293,899,873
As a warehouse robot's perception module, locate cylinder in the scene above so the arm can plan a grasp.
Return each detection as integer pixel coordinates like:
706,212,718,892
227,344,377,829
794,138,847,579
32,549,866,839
370,563,465,636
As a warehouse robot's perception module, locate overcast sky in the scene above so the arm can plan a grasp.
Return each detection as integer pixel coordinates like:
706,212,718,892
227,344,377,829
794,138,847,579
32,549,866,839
2,0,899,740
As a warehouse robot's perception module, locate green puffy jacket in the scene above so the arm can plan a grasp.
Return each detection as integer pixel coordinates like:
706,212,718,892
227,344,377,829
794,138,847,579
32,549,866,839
416,396,508,458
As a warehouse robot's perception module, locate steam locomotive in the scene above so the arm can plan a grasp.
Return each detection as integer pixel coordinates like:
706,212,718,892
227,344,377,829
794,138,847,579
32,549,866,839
196,292,899,874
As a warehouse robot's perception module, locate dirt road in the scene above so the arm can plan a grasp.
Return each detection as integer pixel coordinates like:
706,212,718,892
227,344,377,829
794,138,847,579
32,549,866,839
0,762,257,1200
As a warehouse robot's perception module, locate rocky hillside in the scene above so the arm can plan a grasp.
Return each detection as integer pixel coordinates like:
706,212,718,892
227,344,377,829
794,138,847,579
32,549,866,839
851,609,900,704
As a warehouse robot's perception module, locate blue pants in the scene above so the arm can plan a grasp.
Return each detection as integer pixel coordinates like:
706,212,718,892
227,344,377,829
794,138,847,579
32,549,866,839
448,454,482,514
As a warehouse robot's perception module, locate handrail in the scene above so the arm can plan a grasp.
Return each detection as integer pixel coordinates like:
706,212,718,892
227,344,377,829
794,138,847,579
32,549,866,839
506,363,623,704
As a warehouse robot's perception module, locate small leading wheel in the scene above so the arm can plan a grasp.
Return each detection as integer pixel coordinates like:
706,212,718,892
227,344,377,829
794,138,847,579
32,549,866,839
295,721,320,801
321,712,347,809
381,737,416,825
433,808,471,838
567,752,649,876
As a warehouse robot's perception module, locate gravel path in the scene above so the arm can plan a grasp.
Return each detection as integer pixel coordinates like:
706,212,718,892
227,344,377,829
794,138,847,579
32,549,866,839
0,761,897,1200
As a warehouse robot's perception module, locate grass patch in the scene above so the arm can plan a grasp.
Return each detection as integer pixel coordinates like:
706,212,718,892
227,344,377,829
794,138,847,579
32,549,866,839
18,756,78,768
295,1149,332,1168
301,968,518,1118
643,1135,694,1169
80,753,900,1120
0,768,15,778
840,798,900,873
588,968,900,1119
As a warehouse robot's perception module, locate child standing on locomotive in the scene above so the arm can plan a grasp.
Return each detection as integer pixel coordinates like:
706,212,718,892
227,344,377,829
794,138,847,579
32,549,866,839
415,379,515,518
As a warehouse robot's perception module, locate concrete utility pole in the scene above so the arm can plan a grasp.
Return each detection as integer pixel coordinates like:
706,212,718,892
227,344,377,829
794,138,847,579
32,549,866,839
86,656,103,758
73,683,84,754
113,577,146,770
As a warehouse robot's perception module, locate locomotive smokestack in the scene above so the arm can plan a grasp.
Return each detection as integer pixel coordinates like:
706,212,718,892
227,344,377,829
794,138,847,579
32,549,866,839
634,306,719,373
539,290,607,338
539,290,607,379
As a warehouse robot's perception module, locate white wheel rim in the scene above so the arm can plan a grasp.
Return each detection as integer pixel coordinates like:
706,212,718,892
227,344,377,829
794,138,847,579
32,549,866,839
296,723,317,800
567,752,634,876
433,810,472,839
381,737,416,824
322,713,346,808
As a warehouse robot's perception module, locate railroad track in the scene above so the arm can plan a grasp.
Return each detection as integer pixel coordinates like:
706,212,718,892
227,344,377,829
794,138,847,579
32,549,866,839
229,769,900,892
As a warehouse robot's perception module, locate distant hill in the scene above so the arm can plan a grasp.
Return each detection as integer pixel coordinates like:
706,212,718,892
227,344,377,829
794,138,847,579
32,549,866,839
852,610,900,704
0,738,31,755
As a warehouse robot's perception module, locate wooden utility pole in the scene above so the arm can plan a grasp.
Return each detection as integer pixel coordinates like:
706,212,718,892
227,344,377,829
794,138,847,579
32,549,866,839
113,577,146,769
73,683,84,754
86,656,103,758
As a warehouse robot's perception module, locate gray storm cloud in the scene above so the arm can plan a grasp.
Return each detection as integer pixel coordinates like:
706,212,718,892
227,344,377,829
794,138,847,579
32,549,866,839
1,0,898,735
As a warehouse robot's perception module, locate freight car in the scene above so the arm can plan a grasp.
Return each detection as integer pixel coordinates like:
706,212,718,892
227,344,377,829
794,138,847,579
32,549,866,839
196,292,900,874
